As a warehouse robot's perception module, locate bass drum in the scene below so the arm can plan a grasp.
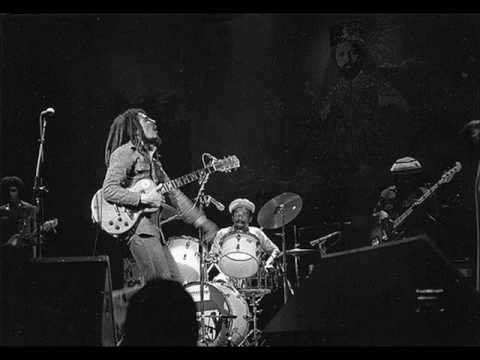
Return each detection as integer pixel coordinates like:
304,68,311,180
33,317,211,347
184,281,250,346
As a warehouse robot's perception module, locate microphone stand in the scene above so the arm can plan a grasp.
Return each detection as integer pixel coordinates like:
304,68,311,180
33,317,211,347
277,205,289,304
293,224,301,289
32,112,49,259
475,159,480,291
196,172,210,345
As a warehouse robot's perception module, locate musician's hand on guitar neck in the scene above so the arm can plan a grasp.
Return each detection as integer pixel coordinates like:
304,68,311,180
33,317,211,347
140,190,164,208
412,199,422,207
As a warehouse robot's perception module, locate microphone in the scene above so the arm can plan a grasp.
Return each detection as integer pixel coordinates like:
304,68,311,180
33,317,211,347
310,231,341,247
40,107,55,116
207,195,225,212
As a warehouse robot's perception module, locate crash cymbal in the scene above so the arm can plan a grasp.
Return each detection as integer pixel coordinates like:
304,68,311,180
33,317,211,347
257,192,302,229
279,248,319,257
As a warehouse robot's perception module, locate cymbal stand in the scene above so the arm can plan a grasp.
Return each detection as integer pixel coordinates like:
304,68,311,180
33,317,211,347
293,225,300,289
275,205,294,304
238,290,269,347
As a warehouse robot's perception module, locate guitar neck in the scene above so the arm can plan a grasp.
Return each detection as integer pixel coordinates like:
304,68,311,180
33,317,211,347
393,183,439,229
155,166,214,193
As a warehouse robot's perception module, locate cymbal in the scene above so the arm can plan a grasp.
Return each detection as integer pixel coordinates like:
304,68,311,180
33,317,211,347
279,248,319,257
257,192,302,229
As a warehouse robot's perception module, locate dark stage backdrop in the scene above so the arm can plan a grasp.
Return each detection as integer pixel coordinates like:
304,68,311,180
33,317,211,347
1,14,479,287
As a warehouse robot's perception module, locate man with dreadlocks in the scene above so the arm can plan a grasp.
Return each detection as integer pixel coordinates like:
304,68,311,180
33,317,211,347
102,108,217,283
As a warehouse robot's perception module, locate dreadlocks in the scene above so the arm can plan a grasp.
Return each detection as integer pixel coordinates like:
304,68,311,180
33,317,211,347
104,108,148,167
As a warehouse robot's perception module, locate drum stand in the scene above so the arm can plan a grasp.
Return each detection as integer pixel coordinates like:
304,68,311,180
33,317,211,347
238,288,270,347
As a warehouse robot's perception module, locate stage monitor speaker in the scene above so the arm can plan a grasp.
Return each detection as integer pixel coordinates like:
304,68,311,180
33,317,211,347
24,256,116,346
263,235,480,346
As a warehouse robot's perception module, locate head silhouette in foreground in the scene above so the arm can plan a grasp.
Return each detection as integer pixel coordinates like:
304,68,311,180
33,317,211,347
123,278,198,346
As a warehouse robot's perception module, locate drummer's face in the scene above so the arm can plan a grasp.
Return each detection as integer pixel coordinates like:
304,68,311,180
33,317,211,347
232,207,252,229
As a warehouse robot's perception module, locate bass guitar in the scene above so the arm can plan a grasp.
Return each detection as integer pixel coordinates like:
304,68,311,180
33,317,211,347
91,155,239,236
370,162,462,245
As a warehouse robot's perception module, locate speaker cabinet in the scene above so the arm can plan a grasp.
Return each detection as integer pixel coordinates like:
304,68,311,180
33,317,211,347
263,236,480,346
24,256,116,346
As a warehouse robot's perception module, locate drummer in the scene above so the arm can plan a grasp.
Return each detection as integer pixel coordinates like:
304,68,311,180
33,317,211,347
209,198,280,283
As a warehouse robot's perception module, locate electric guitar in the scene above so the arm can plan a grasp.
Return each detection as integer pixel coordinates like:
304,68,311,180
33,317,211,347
370,162,462,245
3,218,59,247
91,155,240,236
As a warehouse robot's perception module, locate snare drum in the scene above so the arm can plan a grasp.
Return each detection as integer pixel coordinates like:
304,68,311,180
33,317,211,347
168,236,200,284
218,231,260,279
184,281,250,346
242,262,281,292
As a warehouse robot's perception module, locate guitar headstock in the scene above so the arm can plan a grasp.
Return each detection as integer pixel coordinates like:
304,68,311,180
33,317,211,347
212,155,240,173
43,218,59,233
439,162,462,185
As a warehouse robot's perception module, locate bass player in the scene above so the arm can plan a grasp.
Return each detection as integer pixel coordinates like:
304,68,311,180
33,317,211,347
369,157,440,246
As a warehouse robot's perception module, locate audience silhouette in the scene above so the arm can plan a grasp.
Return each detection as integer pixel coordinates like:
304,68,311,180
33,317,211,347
122,278,198,346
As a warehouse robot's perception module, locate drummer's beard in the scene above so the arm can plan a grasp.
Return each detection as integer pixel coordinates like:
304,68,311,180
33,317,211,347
233,219,248,230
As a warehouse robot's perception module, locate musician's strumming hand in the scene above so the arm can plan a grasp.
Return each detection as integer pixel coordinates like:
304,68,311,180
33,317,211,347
140,190,164,208
8,234,20,247
373,210,390,223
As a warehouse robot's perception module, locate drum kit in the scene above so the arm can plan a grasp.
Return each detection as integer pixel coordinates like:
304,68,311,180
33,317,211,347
168,192,322,347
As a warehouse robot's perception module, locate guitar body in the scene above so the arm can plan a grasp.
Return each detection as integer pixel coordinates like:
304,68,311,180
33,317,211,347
91,178,163,237
3,218,58,247
91,154,240,236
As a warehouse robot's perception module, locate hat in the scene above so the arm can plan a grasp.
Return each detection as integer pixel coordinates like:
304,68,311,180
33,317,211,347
390,157,422,175
329,19,368,47
1,176,24,191
228,198,255,214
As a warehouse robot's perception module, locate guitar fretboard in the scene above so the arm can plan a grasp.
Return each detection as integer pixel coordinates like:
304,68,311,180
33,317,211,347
393,183,439,229
156,166,213,193
392,162,461,229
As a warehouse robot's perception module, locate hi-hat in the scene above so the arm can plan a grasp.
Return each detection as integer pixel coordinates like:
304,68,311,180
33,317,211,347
279,248,319,257
257,192,302,229
238,288,272,296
